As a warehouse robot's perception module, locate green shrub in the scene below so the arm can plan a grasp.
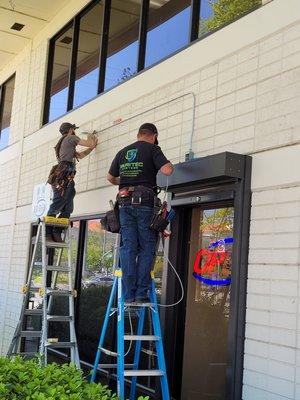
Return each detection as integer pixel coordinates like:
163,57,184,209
0,357,149,400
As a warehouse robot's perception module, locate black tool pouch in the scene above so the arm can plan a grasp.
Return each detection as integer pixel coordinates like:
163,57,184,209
149,207,169,232
101,202,120,233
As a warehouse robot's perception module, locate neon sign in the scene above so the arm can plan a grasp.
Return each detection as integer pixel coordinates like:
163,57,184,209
193,237,233,286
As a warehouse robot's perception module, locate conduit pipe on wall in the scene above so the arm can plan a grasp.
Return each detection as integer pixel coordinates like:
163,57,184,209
91,91,196,162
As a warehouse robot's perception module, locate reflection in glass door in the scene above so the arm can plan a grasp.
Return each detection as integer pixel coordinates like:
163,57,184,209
181,206,234,400
77,219,117,363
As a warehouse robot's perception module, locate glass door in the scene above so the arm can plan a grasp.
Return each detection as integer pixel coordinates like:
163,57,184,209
181,206,234,400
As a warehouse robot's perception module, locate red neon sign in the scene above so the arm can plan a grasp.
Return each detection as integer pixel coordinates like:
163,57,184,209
193,249,229,275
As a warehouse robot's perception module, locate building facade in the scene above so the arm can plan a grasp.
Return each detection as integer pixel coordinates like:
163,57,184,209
0,0,300,399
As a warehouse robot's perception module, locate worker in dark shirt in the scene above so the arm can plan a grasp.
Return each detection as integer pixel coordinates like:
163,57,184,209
107,123,173,303
47,122,97,242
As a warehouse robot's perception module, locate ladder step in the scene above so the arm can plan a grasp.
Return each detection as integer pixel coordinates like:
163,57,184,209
20,330,42,338
43,216,69,227
24,309,43,316
125,302,154,308
46,241,68,249
47,315,73,322
46,266,70,272
34,262,42,267
124,335,160,341
45,341,76,348
29,286,43,292
46,289,73,296
124,370,164,377
98,363,134,369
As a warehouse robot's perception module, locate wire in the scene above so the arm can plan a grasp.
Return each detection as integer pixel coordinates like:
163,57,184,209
162,176,169,204
156,236,185,309
124,310,133,357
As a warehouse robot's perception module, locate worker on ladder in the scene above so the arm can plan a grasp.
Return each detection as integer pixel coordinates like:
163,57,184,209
107,123,173,303
46,122,98,242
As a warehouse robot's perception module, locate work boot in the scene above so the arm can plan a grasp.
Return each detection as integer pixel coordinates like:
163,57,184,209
52,232,64,243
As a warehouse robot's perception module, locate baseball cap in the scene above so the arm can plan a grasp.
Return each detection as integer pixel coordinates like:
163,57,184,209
59,122,79,134
139,123,158,145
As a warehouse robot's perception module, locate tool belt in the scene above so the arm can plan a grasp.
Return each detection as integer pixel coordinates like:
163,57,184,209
100,201,120,233
117,185,158,207
47,161,76,196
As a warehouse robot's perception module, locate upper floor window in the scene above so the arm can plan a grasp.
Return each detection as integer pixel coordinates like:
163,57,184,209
199,0,262,37
0,75,15,150
145,0,191,68
43,0,262,125
104,0,142,91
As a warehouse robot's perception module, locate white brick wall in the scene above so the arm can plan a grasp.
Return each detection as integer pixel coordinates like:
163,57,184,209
0,158,18,211
0,0,300,398
1,223,30,355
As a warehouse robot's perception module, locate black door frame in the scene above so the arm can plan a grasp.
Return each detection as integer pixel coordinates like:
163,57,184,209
158,152,252,400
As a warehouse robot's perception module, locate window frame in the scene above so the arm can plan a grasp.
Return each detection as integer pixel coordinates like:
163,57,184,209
0,73,16,150
42,0,263,125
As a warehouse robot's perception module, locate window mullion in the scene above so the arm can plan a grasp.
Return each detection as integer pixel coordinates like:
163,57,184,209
42,40,55,125
190,0,201,42
0,85,3,135
98,0,111,94
137,0,149,72
67,17,80,112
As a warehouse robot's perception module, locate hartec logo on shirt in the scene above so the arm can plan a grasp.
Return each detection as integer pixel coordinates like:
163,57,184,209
125,149,138,162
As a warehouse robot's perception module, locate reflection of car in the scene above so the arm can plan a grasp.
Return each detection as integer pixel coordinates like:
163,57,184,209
82,274,114,288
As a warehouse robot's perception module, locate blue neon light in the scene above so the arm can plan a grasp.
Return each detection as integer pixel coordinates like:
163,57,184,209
193,237,233,286
208,237,233,249
193,272,231,286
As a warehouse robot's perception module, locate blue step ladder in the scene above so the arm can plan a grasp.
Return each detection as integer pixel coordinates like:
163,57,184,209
90,237,170,400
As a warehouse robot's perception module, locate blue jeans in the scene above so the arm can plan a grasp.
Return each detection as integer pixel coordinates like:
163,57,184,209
119,206,158,301
47,181,75,233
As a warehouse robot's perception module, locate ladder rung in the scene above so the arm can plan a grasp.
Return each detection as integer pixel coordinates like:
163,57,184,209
29,286,43,292
47,315,73,322
46,289,73,296
45,341,76,348
20,331,42,338
111,307,139,316
99,347,118,357
124,335,160,341
46,241,68,249
98,363,134,369
125,302,154,308
24,309,43,316
141,348,157,356
124,370,164,377
46,266,70,272
34,262,42,267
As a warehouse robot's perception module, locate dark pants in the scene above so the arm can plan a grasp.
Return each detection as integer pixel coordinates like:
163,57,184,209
119,205,157,302
47,181,75,233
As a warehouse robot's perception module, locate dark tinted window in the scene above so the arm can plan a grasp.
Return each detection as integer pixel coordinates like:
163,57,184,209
48,25,74,122
43,0,263,124
199,0,261,37
74,2,104,108
104,0,141,91
0,75,15,150
145,0,191,68
77,220,116,364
